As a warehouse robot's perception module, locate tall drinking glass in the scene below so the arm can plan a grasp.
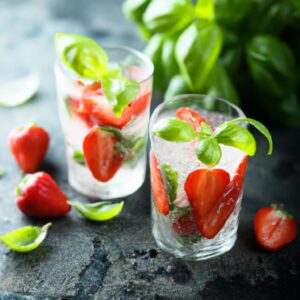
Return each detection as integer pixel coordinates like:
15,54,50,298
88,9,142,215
149,94,247,260
55,46,153,199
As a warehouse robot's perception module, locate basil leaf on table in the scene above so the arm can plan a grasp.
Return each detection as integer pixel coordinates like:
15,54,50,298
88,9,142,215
175,21,223,91
161,164,178,204
0,73,39,107
123,0,151,22
247,35,296,98
215,123,256,156
153,118,197,142
196,136,222,166
0,223,52,253
143,0,194,34
70,201,124,221
206,63,240,105
229,117,273,155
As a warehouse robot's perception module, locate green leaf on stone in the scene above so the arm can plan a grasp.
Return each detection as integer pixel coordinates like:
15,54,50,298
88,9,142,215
0,223,52,253
0,73,39,107
153,118,197,142
70,201,124,221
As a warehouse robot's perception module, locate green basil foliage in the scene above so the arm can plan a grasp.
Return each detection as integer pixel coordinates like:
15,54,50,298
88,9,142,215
123,0,300,126
55,34,140,118
153,116,272,166
0,223,52,253
161,164,178,209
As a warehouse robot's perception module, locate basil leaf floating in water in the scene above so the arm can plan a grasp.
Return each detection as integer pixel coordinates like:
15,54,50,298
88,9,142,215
0,223,52,253
0,73,39,107
153,118,197,142
73,150,85,165
55,33,140,118
70,201,124,221
161,164,178,205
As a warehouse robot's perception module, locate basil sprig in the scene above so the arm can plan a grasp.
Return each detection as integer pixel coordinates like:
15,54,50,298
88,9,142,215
153,117,273,166
55,34,140,118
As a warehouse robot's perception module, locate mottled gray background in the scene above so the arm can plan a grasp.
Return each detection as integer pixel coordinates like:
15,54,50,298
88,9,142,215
0,1,299,299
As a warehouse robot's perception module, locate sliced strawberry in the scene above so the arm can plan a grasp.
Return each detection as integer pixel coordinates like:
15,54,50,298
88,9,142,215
199,156,248,238
83,126,125,182
16,172,70,218
254,204,298,251
176,107,208,132
69,81,152,129
9,124,49,173
185,168,230,220
150,151,170,216
172,210,198,237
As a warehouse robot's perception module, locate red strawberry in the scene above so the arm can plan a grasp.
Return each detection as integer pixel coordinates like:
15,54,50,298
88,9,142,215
172,210,198,237
176,107,208,132
199,156,248,238
83,126,125,182
9,124,49,173
16,172,70,218
70,81,151,129
185,168,230,220
149,151,170,216
254,204,298,251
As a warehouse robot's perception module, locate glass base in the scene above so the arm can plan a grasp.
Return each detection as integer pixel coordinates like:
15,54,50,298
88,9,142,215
68,153,146,200
153,227,237,261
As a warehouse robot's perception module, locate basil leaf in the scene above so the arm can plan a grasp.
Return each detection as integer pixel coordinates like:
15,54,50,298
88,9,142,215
162,36,180,79
206,63,240,105
123,0,151,22
70,201,124,221
101,69,140,117
73,150,85,165
164,74,189,101
215,123,256,156
0,73,39,107
229,117,273,155
161,164,178,203
247,35,296,98
0,223,52,253
143,0,194,34
195,0,214,21
196,137,222,166
55,33,107,80
153,118,197,142
0,167,4,177
176,21,223,91
199,122,213,137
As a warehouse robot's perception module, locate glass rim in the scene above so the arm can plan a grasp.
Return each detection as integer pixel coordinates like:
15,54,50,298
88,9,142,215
55,44,154,84
149,94,246,144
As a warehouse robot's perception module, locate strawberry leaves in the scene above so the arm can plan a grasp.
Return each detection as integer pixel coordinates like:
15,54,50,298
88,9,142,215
55,33,140,118
153,114,273,166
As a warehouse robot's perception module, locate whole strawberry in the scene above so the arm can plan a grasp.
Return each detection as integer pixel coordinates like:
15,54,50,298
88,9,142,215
9,123,49,173
254,204,297,251
16,172,70,218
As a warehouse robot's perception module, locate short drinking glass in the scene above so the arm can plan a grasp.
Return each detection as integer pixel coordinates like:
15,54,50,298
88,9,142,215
149,94,248,260
55,45,153,199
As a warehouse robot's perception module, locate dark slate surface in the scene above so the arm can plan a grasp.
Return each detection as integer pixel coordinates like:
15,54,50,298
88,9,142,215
0,0,299,299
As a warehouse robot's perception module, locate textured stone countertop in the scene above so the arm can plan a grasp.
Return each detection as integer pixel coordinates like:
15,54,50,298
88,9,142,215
0,1,299,299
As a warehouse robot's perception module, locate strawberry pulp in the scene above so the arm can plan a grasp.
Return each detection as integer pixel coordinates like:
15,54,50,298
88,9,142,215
68,73,152,129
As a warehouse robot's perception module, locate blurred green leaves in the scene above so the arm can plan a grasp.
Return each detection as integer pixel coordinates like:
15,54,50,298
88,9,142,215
124,0,300,126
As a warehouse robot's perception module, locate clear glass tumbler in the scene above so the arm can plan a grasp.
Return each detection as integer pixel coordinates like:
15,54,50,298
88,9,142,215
149,94,248,260
55,46,153,199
